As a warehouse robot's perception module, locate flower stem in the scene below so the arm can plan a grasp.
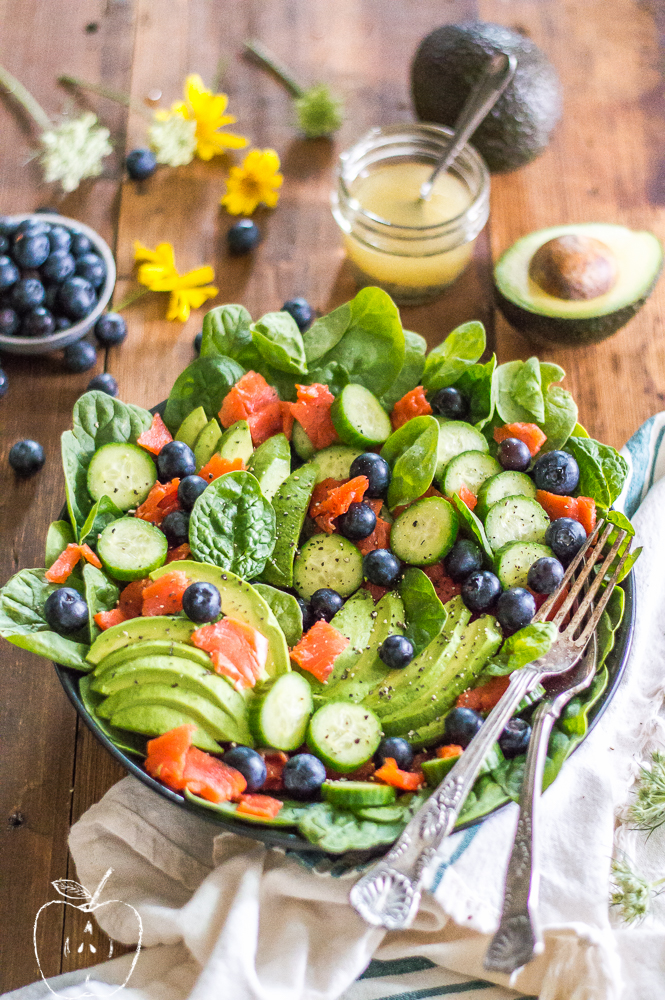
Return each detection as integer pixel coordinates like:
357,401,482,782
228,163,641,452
114,287,151,311
243,40,304,98
0,63,51,131
58,75,152,121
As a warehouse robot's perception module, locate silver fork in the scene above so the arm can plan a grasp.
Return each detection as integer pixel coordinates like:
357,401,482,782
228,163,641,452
483,633,598,973
350,518,631,931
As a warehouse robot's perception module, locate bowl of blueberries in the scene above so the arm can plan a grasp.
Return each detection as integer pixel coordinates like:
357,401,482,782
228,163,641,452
0,212,116,355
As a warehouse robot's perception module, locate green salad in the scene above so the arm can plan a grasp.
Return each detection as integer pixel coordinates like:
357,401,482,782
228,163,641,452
0,287,637,853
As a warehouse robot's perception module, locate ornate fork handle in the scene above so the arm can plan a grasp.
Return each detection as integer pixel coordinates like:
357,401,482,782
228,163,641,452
350,667,541,930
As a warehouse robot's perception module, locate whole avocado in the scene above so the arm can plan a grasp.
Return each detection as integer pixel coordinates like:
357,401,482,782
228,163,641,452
411,21,562,173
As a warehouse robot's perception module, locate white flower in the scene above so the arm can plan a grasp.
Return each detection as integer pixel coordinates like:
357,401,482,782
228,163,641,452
148,112,197,167
39,112,112,193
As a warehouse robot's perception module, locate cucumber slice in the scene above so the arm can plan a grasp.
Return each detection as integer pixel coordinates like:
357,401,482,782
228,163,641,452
175,406,208,449
309,445,363,484
306,701,382,773
391,496,459,565
494,541,554,589
442,451,502,498
87,443,157,512
321,781,396,809
97,517,167,581
434,419,488,481
485,495,550,553
330,384,392,448
475,470,537,521
293,534,364,601
248,673,313,751
292,421,315,460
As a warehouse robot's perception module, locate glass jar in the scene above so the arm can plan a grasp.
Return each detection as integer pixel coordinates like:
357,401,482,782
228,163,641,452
331,123,490,305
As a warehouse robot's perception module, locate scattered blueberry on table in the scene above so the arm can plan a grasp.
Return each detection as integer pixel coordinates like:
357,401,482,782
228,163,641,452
94,312,127,346
8,438,45,475
193,330,202,354
227,218,261,254
86,372,118,396
0,367,8,397
63,340,97,372
125,148,157,181
282,297,314,331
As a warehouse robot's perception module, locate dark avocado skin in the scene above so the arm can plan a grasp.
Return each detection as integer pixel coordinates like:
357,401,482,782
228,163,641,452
411,22,563,173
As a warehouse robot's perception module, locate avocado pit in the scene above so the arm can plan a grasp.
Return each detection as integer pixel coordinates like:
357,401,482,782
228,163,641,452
529,234,618,300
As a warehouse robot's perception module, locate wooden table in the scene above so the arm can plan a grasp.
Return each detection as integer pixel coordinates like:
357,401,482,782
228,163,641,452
1,0,663,991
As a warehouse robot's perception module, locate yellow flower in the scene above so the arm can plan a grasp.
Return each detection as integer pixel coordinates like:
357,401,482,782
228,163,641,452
171,74,248,161
220,148,283,215
133,241,217,321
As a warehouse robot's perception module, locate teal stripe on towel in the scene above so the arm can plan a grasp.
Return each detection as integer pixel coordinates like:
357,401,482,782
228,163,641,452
361,957,437,979
373,981,494,1000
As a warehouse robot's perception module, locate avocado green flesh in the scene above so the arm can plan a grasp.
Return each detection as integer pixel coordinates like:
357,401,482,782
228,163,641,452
297,590,376,695
193,418,222,471
175,406,208,449
258,464,318,589
87,616,197,666
109,704,221,753
218,419,253,464
95,639,212,673
79,675,147,757
247,434,291,500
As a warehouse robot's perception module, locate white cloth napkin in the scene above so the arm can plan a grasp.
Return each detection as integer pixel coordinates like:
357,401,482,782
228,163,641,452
6,415,665,1000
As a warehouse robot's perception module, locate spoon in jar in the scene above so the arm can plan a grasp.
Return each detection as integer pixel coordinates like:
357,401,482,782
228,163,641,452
419,51,517,201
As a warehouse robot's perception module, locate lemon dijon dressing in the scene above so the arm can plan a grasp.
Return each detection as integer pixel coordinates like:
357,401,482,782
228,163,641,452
332,124,490,305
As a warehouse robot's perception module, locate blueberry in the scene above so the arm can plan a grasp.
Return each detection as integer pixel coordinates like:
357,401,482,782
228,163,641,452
443,707,484,747
223,746,267,792
363,548,401,587
461,569,501,612
379,634,414,668
75,253,106,288
182,581,221,623
0,307,19,336
495,587,536,632
283,753,326,800
160,509,190,546
310,588,344,622
64,340,97,372
0,217,17,237
545,517,587,564
55,316,72,331
94,312,127,346
337,501,376,540
0,235,8,254
282,297,314,332
227,218,261,254
125,147,157,181
8,439,45,475
44,284,59,311
349,452,391,498
41,250,76,283
0,255,23,292
430,386,469,420
374,737,414,770
531,450,579,495
527,556,564,595
43,587,88,635
86,372,118,396
193,331,202,354
177,475,208,510
296,597,316,633
70,233,93,256
497,437,531,472
13,219,50,239
11,278,45,312
499,718,532,759
444,538,483,582
157,440,196,481
0,368,7,397
12,232,51,268
48,225,72,253
21,307,55,338
58,276,96,319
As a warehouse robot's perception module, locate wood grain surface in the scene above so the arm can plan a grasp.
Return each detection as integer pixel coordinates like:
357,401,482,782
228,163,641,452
1,0,664,991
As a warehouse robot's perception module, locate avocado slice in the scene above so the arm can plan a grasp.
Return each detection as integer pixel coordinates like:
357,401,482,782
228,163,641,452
193,418,223,471
248,433,291,500
150,560,290,677
108,704,221,753
494,223,663,346
297,589,376,695
79,675,146,757
87,616,197,666
258,464,318,589
94,639,213,674
218,419,254,465
175,406,208,449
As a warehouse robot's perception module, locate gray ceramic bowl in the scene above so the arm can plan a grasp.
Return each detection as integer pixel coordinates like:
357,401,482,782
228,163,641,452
0,213,116,355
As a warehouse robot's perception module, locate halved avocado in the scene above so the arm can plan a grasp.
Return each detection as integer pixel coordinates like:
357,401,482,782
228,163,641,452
494,223,663,346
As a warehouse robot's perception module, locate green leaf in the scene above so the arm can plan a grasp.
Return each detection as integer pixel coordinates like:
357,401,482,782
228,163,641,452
400,568,446,656
380,330,427,411
452,494,494,563
83,563,120,642
0,568,90,670
79,495,124,550
496,358,542,423
452,356,497,428
565,436,629,507
484,621,558,677
189,470,276,579
302,301,351,363
513,357,545,422
45,520,76,568
163,355,245,432
251,312,308,375
380,415,439,509
540,385,578,452
306,360,350,398
200,304,253,360
422,321,486,393
297,801,408,852
252,584,303,647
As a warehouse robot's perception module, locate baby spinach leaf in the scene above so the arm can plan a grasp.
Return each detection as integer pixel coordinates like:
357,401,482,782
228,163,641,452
252,583,303,647
302,301,352,363
79,495,124,550
251,312,308,375
400,568,446,656
83,563,120,642
306,360,350,398
189,470,276,579
496,359,542,424
484,621,558,677
163,355,245,433
45,520,76,568
380,330,427,411
540,385,578,452
565,436,629,507
457,773,509,824
452,356,497,428
452,495,494,563
380,415,439,509
297,802,406,852
422,321,486,393
513,357,545,422
200,304,253,360
0,568,90,670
